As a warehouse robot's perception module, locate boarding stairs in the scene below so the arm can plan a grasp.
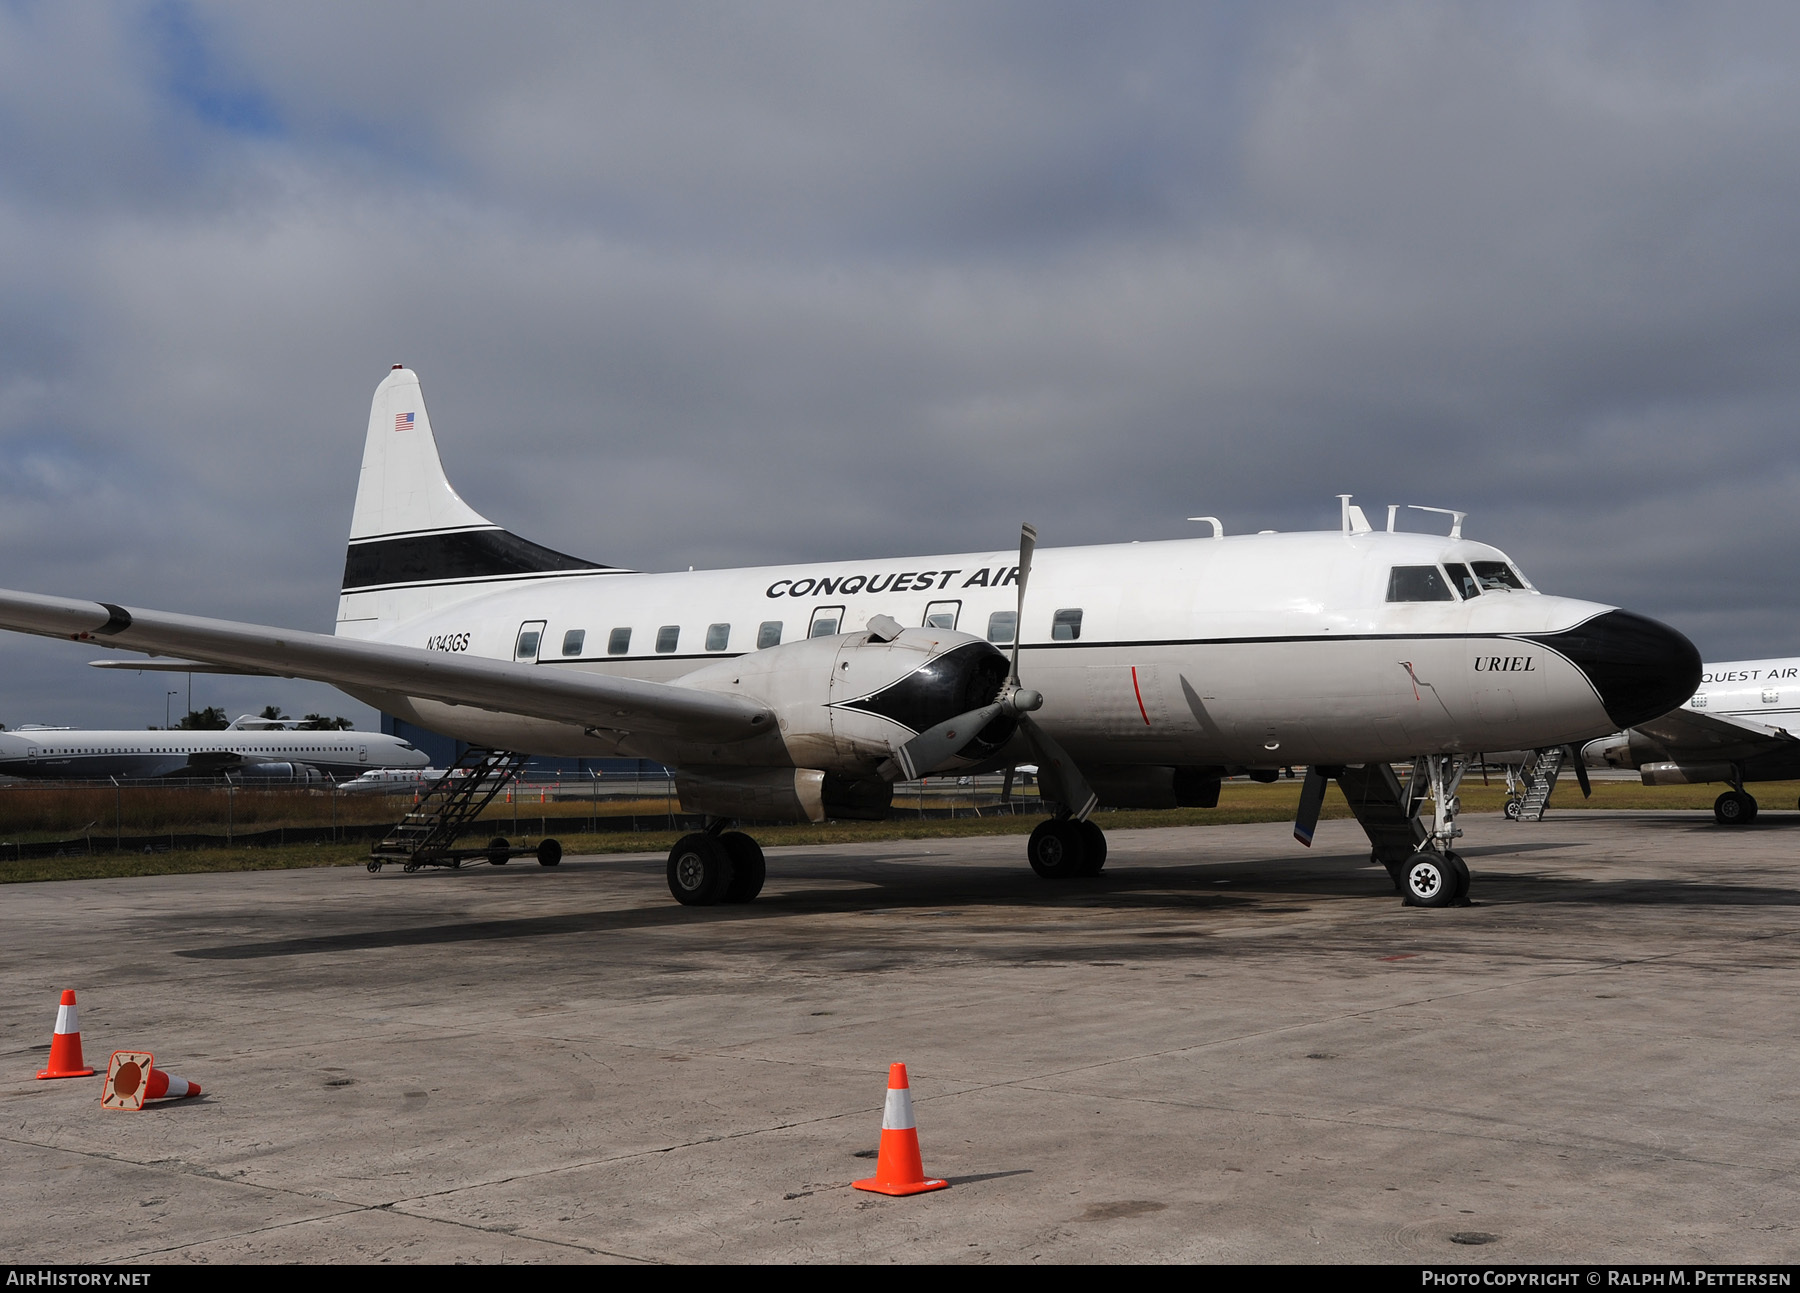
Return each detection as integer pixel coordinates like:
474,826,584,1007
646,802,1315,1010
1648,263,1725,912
1512,746,1564,822
368,747,534,871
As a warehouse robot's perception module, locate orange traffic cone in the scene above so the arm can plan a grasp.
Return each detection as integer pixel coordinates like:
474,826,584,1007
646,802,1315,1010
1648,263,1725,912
101,1052,202,1111
36,990,95,1080
852,1062,948,1196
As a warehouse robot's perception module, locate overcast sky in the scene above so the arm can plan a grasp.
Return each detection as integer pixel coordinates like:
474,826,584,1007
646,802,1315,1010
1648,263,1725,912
2,1,1798,728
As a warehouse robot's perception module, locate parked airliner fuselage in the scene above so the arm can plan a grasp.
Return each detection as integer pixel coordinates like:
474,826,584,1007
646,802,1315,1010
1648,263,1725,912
343,530,1677,777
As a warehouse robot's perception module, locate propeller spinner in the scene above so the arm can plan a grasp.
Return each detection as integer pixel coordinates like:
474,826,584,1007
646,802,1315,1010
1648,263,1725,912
887,524,1097,820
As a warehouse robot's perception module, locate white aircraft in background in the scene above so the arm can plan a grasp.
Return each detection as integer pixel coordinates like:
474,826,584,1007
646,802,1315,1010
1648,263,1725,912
338,766,453,793
0,717,428,782
0,366,1699,907
1583,656,1800,824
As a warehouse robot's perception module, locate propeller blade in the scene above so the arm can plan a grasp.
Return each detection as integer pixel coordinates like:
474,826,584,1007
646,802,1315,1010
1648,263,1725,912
1018,713,1098,821
1009,523,1036,688
884,702,1006,782
1566,744,1592,798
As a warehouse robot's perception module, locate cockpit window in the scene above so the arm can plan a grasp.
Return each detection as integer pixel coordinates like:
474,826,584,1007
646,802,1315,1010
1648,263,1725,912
1386,566,1455,602
1471,561,1527,592
1443,563,1478,599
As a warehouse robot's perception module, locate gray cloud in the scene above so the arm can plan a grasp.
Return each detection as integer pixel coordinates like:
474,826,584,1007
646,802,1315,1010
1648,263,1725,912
2,1,1799,725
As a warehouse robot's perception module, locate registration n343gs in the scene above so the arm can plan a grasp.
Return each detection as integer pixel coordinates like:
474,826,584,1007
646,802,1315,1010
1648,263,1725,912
0,366,1700,908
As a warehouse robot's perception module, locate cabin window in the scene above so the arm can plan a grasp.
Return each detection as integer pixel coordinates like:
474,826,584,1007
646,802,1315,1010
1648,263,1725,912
1471,561,1527,592
808,606,844,638
1386,566,1454,602
1051,608,1083,641
607,627,632,655
514,622,545,659
705,623,730,651
757,621,783,649
561,629,586,657
922,600,960,630
987,610,1017,644
1443,563,1479,599
656,625,680,653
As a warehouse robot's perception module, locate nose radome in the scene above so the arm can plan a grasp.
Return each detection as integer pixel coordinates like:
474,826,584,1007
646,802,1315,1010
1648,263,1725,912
1524,610,1702,730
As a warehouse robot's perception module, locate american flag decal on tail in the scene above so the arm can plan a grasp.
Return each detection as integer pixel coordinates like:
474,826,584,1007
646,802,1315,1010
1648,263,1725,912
394,412,415,432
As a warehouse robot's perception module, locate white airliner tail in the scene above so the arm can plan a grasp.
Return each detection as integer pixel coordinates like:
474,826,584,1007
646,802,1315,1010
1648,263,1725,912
336,366,619,639
349,365,494,542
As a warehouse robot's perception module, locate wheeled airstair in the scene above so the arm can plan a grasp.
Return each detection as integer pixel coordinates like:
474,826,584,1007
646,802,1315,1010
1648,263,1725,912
1509,746,1564,822
367,747,540,871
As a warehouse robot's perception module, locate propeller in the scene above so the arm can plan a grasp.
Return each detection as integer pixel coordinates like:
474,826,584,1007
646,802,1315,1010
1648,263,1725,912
886,524,1097,820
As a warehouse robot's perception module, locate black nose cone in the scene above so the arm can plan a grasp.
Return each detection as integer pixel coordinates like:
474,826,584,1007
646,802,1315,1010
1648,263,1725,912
1525,610,1702,729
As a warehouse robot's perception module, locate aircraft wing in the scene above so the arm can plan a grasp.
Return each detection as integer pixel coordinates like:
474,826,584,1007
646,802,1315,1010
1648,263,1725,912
0,588,773,743
1630,706,1795,762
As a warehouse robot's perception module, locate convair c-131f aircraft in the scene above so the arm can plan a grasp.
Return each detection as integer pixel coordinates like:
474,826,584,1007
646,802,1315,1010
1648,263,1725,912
0,366,1700,908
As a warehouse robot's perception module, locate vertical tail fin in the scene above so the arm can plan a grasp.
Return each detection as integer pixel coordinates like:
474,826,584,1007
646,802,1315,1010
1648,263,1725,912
350,365,494,542
336,366,618,638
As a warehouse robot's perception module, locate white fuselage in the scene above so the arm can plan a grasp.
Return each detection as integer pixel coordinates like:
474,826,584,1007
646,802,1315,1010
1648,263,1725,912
342,529,1630,770
1686,657,1800,725
0,728,428,781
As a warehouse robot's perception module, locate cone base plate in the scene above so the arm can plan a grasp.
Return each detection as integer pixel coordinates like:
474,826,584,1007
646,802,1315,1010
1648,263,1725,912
36,1068,96,1080
852,1176,948,1196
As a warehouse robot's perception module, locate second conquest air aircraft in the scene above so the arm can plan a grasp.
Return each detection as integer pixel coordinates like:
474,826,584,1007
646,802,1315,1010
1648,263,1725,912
0,367,1701,907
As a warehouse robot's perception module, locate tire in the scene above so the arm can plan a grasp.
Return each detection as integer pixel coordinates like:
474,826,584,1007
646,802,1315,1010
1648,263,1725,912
1447,851,1471,905
486,836,511,866
1714,791,1758,826
536,838,563,867
1403,852,1456,908
666,832,735,906
1028,819,1087,879
719,832,766,903
1077,820,1107,876
1503,798,1522,821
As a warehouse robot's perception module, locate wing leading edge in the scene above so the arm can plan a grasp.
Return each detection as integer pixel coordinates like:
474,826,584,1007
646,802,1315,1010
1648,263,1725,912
0,588,772,743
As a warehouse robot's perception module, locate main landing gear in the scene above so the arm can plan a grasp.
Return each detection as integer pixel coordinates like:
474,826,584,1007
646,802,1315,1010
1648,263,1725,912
666,821,766,906
1397,753,1473,908
1714,789,1758,826
1027,816,1107,879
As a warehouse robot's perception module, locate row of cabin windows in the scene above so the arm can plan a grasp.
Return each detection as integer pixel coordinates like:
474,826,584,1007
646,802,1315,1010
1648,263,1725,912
519,605,1088,659
1386,561,1527,603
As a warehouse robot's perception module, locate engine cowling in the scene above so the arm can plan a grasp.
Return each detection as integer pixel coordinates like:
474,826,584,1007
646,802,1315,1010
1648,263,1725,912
676,624,1017,795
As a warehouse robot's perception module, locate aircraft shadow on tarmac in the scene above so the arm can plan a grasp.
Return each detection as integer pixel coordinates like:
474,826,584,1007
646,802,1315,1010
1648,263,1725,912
175,846,1800,961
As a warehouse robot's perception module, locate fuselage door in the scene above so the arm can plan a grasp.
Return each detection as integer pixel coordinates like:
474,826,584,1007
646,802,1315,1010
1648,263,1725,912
808,606,845,638
514,620,547,663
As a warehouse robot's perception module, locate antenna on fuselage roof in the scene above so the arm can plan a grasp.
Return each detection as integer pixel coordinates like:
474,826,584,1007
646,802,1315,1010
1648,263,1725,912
1406,504,1468,539
1186,516,1224,538
1336,495,1374,535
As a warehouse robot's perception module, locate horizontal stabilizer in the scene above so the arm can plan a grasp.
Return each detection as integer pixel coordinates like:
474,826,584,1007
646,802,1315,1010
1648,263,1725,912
89,658,278,676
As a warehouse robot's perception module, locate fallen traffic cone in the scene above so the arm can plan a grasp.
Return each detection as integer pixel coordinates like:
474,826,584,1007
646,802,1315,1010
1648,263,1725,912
101,1051,202,1111
36,989,95,1080
852,1062,948,1196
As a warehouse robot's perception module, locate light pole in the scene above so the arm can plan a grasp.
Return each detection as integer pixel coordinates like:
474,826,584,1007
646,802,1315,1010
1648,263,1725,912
165,691,178,729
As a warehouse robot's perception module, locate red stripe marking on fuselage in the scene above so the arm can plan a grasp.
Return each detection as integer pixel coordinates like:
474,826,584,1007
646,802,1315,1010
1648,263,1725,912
1130,666,1151,726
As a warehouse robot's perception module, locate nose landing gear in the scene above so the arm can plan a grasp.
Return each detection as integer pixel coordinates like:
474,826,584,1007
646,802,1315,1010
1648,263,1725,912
1402,754,1474,908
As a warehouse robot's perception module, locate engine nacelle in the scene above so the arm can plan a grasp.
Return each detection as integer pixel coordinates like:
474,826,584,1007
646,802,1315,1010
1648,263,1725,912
236,761,327,784
1582,733,1635,769
1638,760,1734,786
679,625,1015,778
674,766,893,823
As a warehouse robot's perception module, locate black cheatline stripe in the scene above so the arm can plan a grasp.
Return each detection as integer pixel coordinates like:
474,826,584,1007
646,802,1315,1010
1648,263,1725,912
536,629,1588,658
341,529,616,591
